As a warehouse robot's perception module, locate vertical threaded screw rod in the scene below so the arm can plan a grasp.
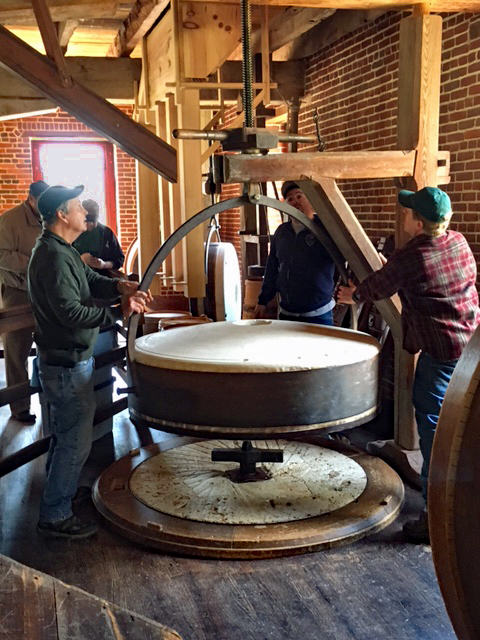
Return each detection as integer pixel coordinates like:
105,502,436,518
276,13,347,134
240,0,254,128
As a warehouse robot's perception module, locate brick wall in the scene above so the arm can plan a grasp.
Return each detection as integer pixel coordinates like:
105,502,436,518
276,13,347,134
297,11,480,255
0,106,137,251
219,105,242,272
298,11,401,241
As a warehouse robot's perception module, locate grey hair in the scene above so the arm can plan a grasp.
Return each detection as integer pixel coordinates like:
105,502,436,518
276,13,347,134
44,200,70,226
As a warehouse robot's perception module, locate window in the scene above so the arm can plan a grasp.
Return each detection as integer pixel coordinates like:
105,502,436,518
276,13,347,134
31,140,117,234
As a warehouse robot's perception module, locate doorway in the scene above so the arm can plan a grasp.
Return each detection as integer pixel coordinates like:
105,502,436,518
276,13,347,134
31,139,117,234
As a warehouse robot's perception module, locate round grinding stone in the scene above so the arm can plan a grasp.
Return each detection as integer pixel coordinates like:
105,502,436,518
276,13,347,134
129,320,381,435
134,319,380,373
129,439,368,525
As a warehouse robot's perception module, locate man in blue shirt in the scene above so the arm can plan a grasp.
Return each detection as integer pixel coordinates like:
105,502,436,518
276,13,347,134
254,181,336,325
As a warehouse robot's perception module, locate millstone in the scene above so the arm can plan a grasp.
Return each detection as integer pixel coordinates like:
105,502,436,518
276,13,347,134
129,439,367,525
130,320,381,437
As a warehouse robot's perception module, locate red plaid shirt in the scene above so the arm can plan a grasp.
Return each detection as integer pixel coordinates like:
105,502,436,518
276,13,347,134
356,231,480,361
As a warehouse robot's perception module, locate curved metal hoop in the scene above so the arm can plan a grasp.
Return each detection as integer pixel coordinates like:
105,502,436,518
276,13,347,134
127,193,348,388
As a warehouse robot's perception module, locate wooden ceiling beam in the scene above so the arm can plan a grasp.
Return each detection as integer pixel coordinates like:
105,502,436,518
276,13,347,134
267,7,335,52
0,25,177,182
0,57,141,99
175,0,480,10
230,7,335,60
0,56,141,119
274,8,386,61
31,0,72,86
56,19,79,54
222,150,418,183
0,1,117,25
107,0,170,58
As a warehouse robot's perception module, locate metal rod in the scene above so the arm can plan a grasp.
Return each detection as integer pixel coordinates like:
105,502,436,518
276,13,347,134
241,0,253,127
173,129,229,141
172,128,317,144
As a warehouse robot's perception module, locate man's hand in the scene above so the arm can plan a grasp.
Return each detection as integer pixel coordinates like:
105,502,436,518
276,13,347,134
117,280,153,301
121,291,150,319
118,281,152,319
378,252,388,265
337,279,357,305
80,252,92,264
117,279,140,295
253,304,267,319
89,257,111,270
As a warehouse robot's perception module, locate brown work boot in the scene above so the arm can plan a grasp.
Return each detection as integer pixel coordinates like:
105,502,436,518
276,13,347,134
403,510,429,544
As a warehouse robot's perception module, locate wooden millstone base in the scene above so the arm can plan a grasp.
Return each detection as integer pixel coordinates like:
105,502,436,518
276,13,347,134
93,437,404,559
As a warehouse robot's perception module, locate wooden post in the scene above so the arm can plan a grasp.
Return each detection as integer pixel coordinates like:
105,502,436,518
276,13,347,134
155,100,174,287
166,93,185,291
177,89,206,299
394,13,442,451
134,100,162,294
261,5,271,107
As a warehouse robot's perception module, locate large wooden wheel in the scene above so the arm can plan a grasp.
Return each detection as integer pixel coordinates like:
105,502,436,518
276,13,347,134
429,325,480,640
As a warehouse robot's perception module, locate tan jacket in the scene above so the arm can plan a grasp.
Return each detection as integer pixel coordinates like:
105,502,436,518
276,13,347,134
0,201,42,292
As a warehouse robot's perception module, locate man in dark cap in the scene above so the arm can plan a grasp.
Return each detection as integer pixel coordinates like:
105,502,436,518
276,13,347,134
254,181,336,325
338,186,480,543
28,184,150,540
0,180,49,422
73,198,124,275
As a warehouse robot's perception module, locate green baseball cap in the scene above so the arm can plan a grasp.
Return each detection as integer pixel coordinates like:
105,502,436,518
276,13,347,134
398,187,452,223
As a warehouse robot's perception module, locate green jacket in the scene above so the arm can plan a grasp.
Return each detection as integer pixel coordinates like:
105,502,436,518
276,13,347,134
28,229,122,366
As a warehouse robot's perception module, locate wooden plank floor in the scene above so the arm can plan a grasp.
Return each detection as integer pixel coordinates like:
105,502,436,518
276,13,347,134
0,363,456,640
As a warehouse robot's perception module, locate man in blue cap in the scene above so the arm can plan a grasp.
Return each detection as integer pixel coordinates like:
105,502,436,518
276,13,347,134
28,184,151,540
338,186,480,542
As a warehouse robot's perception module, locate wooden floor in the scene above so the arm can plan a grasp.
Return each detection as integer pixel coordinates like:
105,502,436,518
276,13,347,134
0,363,456,640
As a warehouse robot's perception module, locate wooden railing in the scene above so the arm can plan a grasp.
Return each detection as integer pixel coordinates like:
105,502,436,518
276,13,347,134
0,303,128,477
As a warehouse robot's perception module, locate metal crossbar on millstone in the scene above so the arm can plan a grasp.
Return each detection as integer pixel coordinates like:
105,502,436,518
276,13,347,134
211,440,283,483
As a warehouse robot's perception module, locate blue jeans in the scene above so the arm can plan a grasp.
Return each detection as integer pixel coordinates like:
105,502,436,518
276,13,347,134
279,310,334,326
412,352,457,501
37,357,96,523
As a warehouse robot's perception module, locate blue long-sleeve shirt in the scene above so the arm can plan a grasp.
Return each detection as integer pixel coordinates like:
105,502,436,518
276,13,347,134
258,217,335,314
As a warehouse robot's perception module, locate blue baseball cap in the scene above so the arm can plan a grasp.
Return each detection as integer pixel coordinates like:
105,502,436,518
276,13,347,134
281,181,300,199
398,187,452,223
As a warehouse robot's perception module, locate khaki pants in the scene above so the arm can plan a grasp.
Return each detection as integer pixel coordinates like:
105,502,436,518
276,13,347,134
1,285,34,415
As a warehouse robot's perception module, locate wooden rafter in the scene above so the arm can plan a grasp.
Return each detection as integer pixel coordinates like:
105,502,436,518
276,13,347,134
0,56,142,119
31,0,72,86
175,0,480,8
267,7,335,52
0,57,141,101
230,7,335,60
274,9,386,61
56,19,78,54
107,0,170,58
0,24,177,182
0,0,117,25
